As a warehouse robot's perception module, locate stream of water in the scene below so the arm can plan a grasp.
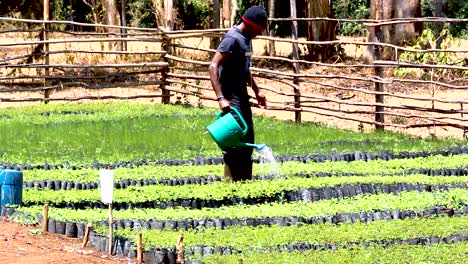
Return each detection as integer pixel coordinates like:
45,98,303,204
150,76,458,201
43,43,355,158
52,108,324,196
255,146,283,179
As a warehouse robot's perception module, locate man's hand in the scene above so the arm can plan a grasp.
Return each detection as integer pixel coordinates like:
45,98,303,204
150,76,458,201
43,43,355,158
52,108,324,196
255,92,266,108
218,98,231,113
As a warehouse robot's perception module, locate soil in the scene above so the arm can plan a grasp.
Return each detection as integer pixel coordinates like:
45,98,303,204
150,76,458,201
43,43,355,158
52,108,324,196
0,217,129,264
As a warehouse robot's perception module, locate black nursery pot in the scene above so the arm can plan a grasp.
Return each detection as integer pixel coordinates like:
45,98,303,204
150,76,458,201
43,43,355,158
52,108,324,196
45,180,54,190
47,219,56,233
149,219,163,230
76,223,86,238
54,180,61,190
65,222,77,237
142,250,156,263
123,219,134,229
153,248,171,264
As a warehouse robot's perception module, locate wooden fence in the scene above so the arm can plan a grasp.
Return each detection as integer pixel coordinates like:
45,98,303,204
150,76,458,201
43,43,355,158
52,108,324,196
0,16,467,138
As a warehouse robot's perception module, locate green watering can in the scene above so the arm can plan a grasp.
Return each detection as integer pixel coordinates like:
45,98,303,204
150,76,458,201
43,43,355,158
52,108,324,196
207,106,267,151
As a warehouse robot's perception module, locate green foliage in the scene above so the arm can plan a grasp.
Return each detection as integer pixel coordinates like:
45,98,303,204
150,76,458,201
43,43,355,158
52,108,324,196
22,154,468,183
18,189,468,223
200,243,468,264
22,174,468,205
333,0,370,36
103,216,467,251
395,28,467,79
127,0,157,28
178,0,212,29
0,0,42,19
0,102,464,166
10,212,38,225
422,0,468,37
28,228,43,235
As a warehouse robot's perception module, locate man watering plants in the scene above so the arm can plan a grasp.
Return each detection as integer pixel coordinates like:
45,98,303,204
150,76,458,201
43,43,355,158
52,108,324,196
209,5,268,182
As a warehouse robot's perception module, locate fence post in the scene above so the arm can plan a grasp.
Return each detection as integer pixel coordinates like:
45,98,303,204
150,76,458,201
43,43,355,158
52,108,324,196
160,33,171,104
121,0,127,51
289,0,301,124
43,0,51,103
373,0,385,130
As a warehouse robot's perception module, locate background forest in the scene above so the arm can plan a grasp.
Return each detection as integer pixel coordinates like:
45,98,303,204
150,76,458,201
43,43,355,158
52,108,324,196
1,0,467,37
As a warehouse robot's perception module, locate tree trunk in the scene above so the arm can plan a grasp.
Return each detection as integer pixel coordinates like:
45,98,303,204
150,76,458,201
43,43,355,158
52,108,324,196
393,0,422,43
121,0,127,51
211,0,221,49
151,0,165,29
223,0,231,28
365,0,422,61
433,0,444,49
304,0,337,62
230,0,238,27
164,0,174,30
102,0,122,51
268,0,276,56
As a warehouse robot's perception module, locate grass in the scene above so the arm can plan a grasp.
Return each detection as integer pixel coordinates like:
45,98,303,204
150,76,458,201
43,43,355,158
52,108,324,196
0,101,465,165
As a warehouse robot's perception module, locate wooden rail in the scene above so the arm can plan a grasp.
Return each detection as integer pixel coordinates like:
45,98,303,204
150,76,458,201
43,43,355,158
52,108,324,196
0,17,467,138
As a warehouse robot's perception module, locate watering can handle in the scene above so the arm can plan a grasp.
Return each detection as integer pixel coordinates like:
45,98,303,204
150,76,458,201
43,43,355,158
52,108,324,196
216,106,249,135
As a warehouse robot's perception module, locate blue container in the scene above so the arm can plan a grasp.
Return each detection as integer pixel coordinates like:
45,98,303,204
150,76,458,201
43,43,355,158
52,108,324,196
0,169,23,209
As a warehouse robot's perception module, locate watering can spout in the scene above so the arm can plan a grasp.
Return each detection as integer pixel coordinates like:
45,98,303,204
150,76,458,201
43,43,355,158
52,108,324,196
241,143,267,150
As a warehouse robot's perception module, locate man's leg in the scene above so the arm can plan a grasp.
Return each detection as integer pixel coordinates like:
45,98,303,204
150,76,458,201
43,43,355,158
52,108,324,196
224,101,254,181
223,148,253,181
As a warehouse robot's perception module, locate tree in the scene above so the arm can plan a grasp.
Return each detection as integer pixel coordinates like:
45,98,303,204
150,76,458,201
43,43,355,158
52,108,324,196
82,0,105,32
102,0,122,51
230,0,238,27
211,0,221,49
223,0,230,28
366,0,422,61
304,0,337,62
0,0,42,19
164,0,174,30
432,0,444,49
268,0,276,56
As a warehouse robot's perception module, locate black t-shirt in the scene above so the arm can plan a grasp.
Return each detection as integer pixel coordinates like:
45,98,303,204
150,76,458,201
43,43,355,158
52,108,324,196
217,27,252,101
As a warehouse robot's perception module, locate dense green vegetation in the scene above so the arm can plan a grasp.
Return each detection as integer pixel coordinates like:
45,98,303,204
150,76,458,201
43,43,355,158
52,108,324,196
0,102,464,166
22,175,468,205
17,189,467,223
99,216,467,250
20,153,468,183
1,102,466,263
2,0,467,36
200,243,468,264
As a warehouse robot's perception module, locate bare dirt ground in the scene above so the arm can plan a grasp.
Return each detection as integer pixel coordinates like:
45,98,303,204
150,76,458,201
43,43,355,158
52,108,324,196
0,217,129,264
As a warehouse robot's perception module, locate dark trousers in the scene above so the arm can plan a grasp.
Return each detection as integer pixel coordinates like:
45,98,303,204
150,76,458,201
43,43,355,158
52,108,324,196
223,100,254,182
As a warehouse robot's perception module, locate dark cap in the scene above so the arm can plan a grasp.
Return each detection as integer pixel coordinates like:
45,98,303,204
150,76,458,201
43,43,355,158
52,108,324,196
241,5,268,30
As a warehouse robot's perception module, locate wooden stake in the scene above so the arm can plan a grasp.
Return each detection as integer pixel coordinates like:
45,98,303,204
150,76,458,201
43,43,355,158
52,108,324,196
42,203,48,233
176,233,184,264
289,0,301,124
136,232,143,263
238,258,243,264
43,0,51,103
373,0,385,130
82,223,92,248
108,203,113,255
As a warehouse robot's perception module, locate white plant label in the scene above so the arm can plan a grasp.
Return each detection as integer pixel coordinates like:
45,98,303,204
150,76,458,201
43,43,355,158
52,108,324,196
99,169,114,204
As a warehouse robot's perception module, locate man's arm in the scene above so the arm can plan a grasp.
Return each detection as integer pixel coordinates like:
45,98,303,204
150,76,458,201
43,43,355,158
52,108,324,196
246,71,266,107
209,52,231,113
